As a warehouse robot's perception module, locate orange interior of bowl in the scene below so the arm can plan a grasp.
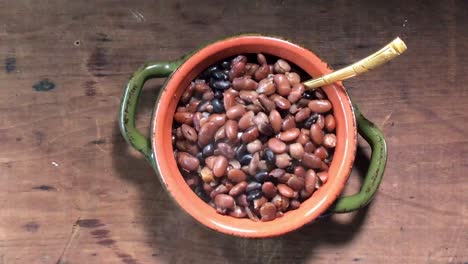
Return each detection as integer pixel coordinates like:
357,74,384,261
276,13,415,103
152,35,357,238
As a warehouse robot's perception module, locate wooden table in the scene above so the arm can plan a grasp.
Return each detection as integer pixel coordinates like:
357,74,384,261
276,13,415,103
1,1,467,263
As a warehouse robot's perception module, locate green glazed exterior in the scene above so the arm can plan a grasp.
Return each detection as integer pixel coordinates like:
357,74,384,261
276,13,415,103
119,41,387,215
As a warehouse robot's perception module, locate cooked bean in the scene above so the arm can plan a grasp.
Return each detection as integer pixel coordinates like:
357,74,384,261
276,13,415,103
181,124,197,142
314,146,329,160
295,107,311,122
274,74,291,97
323,133,337,148
174,112,194,125
254,171,270,182
217,143,236,159
241,126,259,143
236,194,249,206
302,153,322,169
198,122,218,146
238,110,255,130
229,181,248,196
200,166,215,183
245,63,259,77
289,199,301,210
317,171,328,184
277,184,294,198
260,202,277,221
274,95,291,110
304,141,316,153
247,189,262,202
310,124,324,145
305,169,317,193
317,114,325,129
268,138,287,154
315,89,327,99
285,72,301,85
287,176,305,191
214,125,226,142
262,182,277,198
308,99,332,113
212,156,228,177
248,152,260,176
210,184,229,199
256,78,276,95
214,194,235,210
274,59,291,74
253,196,268,211
281,115,296,131
226,104,246,120
279,128,300,142
247,139,262,153
269,109,282,133
208,113,226,126
254,64,270,81
239,90,258,103
246,181,262,193
275,153,291,168
225,120,238,141
257,53,267,65
325,114,336,132
229,205,247,218
296,132,309,145
294,166,306,178
229,61,246,80
271,194,290,211
177,152,199,171
289,143,305,160
288,83,305,103
227,169,247,183
264,149,276,165
258,94,276,112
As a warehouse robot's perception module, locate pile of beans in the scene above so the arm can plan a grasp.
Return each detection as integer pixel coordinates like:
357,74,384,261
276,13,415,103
172,53,336,222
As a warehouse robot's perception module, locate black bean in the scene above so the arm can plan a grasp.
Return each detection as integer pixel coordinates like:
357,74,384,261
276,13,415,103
202,65,219,79
196,152,205,165
202,143,215,157
302,90,315,99
239,154,253,166
255,171,270,183
303,113,319,128
211,80,231,91
236,144,248,160
247,189,262,201
211,99,225,113
264,149,275,165
214,90,224,99
221,61,231,70
212,70,229,81
194,186,210,202
246,181,262,193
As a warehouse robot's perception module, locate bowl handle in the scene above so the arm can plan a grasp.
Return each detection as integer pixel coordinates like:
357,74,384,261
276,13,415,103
328,104,388,213
119,60,183,165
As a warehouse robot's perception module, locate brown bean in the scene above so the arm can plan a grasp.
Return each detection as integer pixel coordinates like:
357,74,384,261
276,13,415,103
177,152,199,171
214,194,235,210
198,121,218,146
288,83,305,103
287,176,305,191
304,141,316,153
317,171,328,184
262,182,277,199
214,125,226,142
225,120,238,141
233,77,258,91
181,83,194,104
202,90,214,101
305,169,317,193
203,182,214,193
187,100,201,113
317,114,325,129
210,184,228,199
241,126,259,143
205,156,216,170
271,194,290,211
239,90,258,103
277,184,295,198
274,59,291,74
248,152,260,176
274,74,291,97
253,196,268,211
208,114,226,127
295,107,311,123
227,169,247,183
226,104,246,120
308,99,332,113
254,64,270,81
310,124,324,145
302,153,322,169
269,109,282,133
258,94,276,112
289,104,300,115
273,95,291,110
289,142,305,160
229,181,248,196
257,53,267,65
294,166,306,178
229,206,247,218
233,55,247,64
256,78,276,95
296,132,309,145
194,80,210,93
325,114,336,132
200,166,215,183
217,143,236,159
314,146,329,160
285,72,301,85
314,89,327,99
279,128,300,142
268,138,287,154
323,133,337,148
247,139,262,153
246,103,262,114
229,61,246,80
281,115,296,131
212,156,228,177
223,90,237,110
192,112,203,131
289,199,301,210
238,110,255,130
260,202,277,221
181,124,197,142
269,168,286,178
245,63,259,77
275,153,291,168
174,112,194,125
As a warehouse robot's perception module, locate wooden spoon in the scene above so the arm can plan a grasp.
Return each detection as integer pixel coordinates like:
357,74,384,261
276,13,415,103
303,37,407,90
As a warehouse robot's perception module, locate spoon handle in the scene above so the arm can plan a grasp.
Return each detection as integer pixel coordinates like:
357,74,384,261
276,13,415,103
303,37,407,90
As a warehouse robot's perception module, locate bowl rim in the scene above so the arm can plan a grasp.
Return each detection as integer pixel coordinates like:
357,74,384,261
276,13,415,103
151,35,357,237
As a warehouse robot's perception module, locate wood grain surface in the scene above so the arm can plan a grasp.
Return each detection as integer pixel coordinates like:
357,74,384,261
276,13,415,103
0,0,467,263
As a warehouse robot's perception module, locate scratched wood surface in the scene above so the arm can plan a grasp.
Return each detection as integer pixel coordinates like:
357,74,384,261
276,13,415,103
0,0,467,263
